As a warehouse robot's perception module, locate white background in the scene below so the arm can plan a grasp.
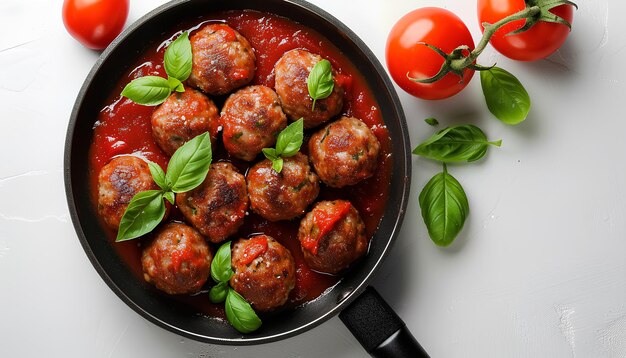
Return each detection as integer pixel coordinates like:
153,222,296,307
0,0,623,357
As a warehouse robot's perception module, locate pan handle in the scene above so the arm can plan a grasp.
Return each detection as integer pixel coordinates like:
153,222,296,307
339,286,430,358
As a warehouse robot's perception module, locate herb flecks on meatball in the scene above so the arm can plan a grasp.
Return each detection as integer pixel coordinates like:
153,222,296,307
230,235,296,311
246,152,319,221
97,155,159,229
141,222,213,295
297,200,368,274
221,85,287,161
176,162,248,243
151,89,220,156
309,116,381,188
274,49,344,129
188,23,256,96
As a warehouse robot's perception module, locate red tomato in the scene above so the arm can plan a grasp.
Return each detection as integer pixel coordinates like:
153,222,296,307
386,7,475,100
478,0,574,61
62,0,130,50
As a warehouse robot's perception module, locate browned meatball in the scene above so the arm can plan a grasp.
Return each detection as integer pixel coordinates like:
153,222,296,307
246,152,319,221
221,85,287,161
141,222,213,295
176,162,248,243
151,89,220,156
230,235,296,311
309,116,381,188
97,156,159,229
187,23,256,96
297,200,368,274
274,49,344,129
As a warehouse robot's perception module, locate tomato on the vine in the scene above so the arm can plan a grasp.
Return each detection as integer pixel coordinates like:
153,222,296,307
62,0,130,50
478,0,574,61
386,7,475,100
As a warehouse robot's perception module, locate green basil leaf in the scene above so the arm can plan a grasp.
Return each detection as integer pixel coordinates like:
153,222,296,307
262,148,278,161
275,118,304,157
480,67,530,125
166,132,212,193
116,190,166,242
164,32,192,82
412,124,502,163
148,161,168,190
270,157,283,173
167,76,184,93
211,241,234,283
163,191,175,205
418,165,469,247
121,76,172,106
209,281,229,304
424,117,439,126
225,288,262,334
307,59,334,111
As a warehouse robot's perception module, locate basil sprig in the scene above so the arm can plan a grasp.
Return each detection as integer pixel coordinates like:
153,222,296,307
307,59,335,111
419,164,469,247
209,241,262,334
481,67,531,125
414,123,500,246
262,118,304,173
116,132,212,242
121,32,193,106
413,124,502,163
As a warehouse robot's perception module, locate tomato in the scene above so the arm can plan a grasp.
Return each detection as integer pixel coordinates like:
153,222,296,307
386,7,475,100
478,0,574,61
62,0,130,50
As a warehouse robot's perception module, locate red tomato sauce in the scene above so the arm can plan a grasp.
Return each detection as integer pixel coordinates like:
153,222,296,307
88,10,392,319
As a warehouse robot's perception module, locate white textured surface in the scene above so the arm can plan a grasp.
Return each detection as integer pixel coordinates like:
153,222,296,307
1,0,624,357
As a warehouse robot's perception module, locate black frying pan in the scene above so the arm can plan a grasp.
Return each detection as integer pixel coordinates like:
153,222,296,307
64,0,426,356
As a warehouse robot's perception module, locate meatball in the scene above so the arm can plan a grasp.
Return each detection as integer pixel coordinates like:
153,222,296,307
230,235,296,311
246,152,319,221
309,116,380,188
297,200,368,274
176,162,248,243
274,49,344,129
187,23,256,96
221,85,287,161
141,222,213,295
151,89,220,156
97,155,159,229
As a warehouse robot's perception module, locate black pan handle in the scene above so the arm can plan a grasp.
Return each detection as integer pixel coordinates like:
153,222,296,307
339,287,429,358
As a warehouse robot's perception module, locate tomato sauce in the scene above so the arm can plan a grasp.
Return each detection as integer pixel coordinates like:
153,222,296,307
88,10,392,319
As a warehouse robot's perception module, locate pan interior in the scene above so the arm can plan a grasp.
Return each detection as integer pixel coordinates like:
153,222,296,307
65,0,410,344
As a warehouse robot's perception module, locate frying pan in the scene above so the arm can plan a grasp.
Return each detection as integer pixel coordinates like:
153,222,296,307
64,0,426,356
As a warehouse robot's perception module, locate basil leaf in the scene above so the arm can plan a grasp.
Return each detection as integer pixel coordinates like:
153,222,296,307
307,59,334,111
166,132,212,193
418,165,469,247
164,32,192,82
275,118,304,157
262,148,278,161
121,76,172,106
225,288,262,334
211,241,234,283
148,161,168,190
270,157,283,173
163,191,175,205
412,124,502,163
480,67,530,125
424,117,439,126
116,190,166,242
209,281,229,304
167,76,184,93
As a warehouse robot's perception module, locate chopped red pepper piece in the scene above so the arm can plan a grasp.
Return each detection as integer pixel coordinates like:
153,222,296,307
240,235,269,265
302,201,352,255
